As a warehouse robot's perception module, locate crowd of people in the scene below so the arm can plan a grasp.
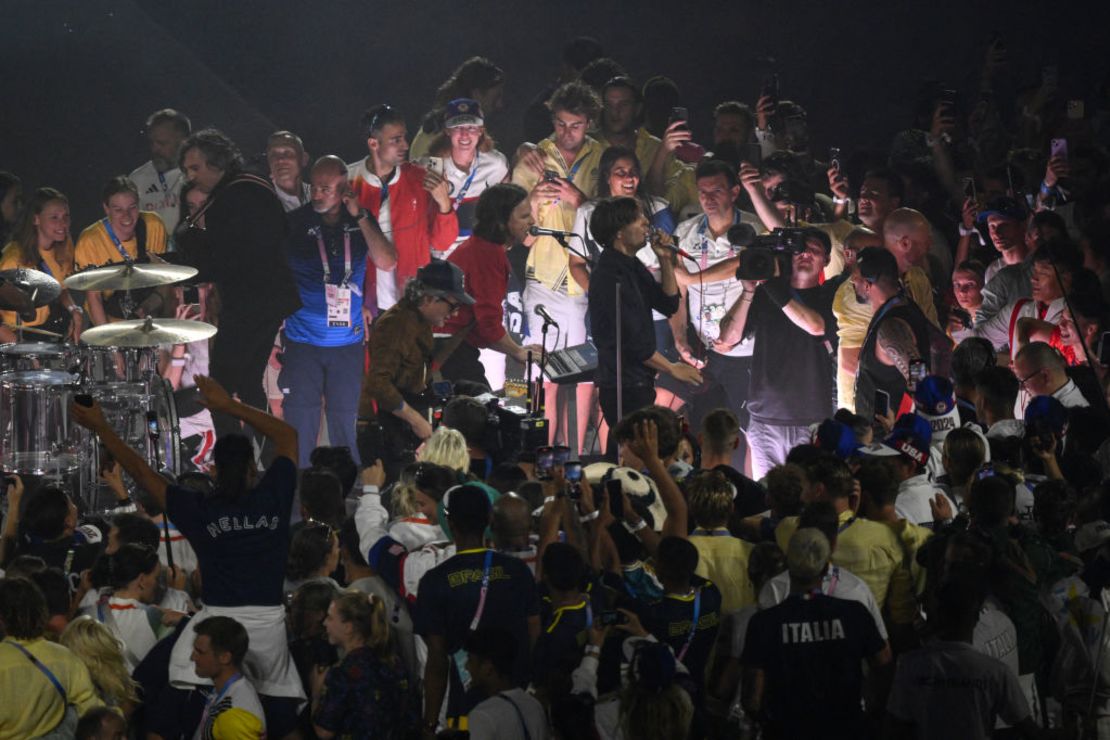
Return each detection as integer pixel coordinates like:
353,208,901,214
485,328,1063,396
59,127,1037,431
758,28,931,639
3,32,1110,739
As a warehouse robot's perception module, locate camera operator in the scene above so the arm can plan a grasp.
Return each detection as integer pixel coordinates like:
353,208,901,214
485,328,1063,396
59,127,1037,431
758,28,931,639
359,260,474,479
715,228,838,479
588,196,702,456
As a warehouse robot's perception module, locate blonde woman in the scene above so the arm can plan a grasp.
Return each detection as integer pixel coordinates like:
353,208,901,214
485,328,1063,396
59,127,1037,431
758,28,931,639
418,426,471,473
60,616,140,718
310,590,417,739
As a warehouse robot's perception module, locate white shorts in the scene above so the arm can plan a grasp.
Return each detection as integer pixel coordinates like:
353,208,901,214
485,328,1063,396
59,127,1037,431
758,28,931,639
523,281,588,350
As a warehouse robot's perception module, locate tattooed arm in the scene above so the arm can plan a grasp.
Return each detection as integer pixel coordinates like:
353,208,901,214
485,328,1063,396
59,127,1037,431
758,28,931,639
875,317,919,382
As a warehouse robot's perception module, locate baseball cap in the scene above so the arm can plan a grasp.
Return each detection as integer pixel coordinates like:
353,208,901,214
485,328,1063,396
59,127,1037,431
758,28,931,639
855,246,899,283
976,195,1029,224
444,98,484,129
787,527,831,580
417,259,475,305
861,413,932,466
1075,520,1110,553
814,419,862,460
914,376,960,442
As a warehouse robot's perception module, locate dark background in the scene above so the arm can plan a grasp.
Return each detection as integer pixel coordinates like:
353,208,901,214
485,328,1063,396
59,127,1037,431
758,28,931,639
3,1,1106,226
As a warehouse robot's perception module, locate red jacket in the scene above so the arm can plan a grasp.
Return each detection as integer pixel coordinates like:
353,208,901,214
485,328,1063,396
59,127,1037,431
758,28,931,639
348,160,458,313
442,234,509,348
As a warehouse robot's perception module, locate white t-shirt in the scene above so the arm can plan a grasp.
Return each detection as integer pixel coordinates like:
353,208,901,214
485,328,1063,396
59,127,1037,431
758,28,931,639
192,674,267,740
887,640,1030,739
895,474,955,528
436,150,509,259
759,564,888,640
96,595,161,671
467,688,549,740
273,180,310,213
130,161,184,233
675,211,762,358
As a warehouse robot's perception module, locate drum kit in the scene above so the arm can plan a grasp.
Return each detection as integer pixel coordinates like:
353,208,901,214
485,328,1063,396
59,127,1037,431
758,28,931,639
0,261,216,512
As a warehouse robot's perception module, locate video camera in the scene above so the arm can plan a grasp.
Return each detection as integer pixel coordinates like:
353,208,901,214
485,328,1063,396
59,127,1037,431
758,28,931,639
729,223,810,281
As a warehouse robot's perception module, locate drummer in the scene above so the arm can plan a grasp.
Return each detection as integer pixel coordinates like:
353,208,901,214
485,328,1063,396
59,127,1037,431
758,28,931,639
75,175,169,326
0,186,83,343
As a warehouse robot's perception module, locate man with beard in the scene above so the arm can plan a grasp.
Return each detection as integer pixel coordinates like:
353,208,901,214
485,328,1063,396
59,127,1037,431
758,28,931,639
175,128,301,437
129,108,190,232
716,228,839,478
280,156,394,466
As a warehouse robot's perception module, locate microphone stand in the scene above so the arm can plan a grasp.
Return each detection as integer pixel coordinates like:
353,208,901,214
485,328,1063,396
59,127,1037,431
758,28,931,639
537,316,556,416
615,279,623,421
552,233,594,267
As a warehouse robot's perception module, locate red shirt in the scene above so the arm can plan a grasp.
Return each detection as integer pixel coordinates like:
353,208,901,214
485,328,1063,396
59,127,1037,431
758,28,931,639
443,234,509,348
348,161,458,312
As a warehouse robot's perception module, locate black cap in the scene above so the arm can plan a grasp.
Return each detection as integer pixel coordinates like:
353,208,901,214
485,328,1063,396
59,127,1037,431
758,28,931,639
856,246,899,282
417,259,475,305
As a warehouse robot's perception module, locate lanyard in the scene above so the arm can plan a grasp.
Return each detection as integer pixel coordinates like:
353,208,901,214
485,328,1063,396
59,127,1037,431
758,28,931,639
676,588,702,662
6,641,66,702
101,218,133,262
379,169,395,205
838,516,857,534
199,673,242,730
38,259,53,278
469,550,495,631
157,170,168,192
565,153,587,182
453,154,481,208
695,210,741,269
316,227,352,286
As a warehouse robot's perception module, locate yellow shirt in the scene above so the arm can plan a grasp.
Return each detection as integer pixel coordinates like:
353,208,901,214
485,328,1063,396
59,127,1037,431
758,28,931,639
74,212,167,270
690,531,755,614
0,241,75,329
902,265,938,327
884,518,933,625
511,136,602,296
0,637,104,740
775,508,904,613
832,277,875,413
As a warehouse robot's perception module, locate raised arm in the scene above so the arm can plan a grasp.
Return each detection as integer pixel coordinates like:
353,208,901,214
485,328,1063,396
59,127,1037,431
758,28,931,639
193,374,298,461
71,401,168,512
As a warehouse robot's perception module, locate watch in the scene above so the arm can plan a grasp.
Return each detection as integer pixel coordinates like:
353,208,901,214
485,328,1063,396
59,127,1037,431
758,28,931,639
67,304,84,315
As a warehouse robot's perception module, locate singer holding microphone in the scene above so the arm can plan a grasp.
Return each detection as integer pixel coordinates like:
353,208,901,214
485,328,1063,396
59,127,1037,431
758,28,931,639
588,196,703,456
438,184,543,388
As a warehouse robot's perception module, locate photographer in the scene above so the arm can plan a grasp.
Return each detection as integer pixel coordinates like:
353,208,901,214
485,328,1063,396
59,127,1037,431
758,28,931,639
588,196,702,455
716,228,838,479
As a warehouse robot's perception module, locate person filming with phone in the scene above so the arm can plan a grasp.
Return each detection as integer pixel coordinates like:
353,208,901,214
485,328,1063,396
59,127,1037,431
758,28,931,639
281,155,394,466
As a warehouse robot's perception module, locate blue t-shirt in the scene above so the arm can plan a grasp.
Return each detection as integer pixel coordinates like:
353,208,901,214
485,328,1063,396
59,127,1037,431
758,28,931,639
166,457,297,607
283,205,369,347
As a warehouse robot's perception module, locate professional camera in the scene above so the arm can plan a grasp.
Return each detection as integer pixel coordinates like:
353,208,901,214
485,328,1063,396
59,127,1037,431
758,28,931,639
729,224,809,281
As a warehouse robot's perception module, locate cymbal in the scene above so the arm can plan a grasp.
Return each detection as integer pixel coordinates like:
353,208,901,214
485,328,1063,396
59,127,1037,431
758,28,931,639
0,268,61,309
80,317,217,348
64,262,198,291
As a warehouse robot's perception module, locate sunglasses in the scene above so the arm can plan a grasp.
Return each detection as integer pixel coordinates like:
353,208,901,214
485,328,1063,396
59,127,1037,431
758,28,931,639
367,104,396,136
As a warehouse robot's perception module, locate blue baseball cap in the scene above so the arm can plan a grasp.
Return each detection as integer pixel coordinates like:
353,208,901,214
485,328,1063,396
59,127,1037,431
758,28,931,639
1023,395,1068,435
914,375,960,441
976,195,1028,224
862,413,931,466
445,98,484,128
815,419,862,460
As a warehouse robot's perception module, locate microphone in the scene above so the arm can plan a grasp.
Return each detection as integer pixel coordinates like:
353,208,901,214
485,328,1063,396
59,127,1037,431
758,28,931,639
727,223,758,247
533,304,559,326
528,225,578,238
649,229,697,261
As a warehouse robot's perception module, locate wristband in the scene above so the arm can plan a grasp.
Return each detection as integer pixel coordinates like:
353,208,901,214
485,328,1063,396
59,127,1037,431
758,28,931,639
171,358,186,367
958,223,978,237
579,510,600,523
832,196,850,206
361,484,379,495
584,645,601,656
67,304,84,315
628,519,648,533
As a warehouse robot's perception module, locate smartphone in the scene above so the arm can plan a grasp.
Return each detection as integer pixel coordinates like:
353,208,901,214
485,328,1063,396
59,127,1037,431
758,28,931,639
874,389,891,418
535,446,555,480
599,610,626,627
1050,138,1069,161
75,393,94,408
744,141,763,168
940,88,958,110
962,176,977,201
1067,100,1085,120
1099,331,1110,366
183,285,200,305
552,445,570,466
828,147,841,173
669,106,689,127
542,169,560,183
564,461,582,483
431,380,454,399
762,74,780,102
605,478,623,520
419,156,445,176
909,360,927,389
951,306,972,330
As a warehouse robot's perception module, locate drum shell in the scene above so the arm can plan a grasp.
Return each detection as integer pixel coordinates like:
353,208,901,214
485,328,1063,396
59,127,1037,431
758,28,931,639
0,342,78,373
0,370,87,474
